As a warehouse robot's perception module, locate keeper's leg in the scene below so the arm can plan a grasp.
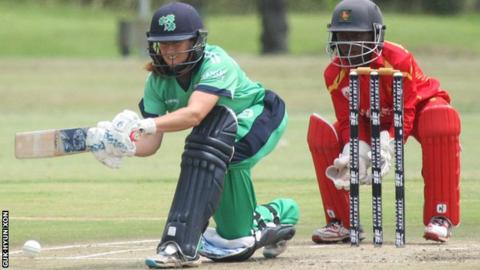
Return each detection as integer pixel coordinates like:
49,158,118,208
307,114,350,229
145,106,237,269
415,98,461,228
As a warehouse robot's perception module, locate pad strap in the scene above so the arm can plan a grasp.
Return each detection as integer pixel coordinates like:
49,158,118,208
254,204,281,229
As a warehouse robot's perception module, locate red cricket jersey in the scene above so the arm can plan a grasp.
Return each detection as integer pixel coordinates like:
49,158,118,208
324,41,451,144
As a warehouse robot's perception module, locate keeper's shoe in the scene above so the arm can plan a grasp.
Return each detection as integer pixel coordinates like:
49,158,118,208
424,216,452,243
145,243,201,269
311,221,365,244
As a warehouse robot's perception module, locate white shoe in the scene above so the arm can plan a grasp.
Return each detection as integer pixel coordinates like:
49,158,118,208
312,221,365,244
145,243,201,269
424,216,452,243
263,240,287,259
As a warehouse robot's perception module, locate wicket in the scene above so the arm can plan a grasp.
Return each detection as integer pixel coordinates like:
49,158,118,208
348,67,405,247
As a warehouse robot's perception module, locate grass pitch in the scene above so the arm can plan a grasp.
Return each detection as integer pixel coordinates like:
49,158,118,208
1,55,479,254
0,4,479,267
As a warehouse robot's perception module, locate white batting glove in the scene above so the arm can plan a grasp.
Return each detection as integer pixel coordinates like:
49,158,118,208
326,141,371,191
89,120,135,155
112,110,141,134
86,124,124,169
98,120,136,157
112,110,157,140
138,118,157,134
91,148,123,169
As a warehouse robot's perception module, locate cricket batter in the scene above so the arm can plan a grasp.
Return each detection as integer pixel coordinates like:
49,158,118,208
85,2,299,268
308,0,461,244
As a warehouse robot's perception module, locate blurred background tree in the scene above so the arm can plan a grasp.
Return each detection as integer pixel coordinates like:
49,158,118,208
1,0,478,57
421,0,466,15
258,0,288,54
14,0,475,14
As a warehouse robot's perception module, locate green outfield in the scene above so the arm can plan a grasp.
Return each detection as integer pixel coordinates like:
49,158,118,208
1,2,480,269
1,55,479,248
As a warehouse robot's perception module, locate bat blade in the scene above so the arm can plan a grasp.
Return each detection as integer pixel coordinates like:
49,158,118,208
15,128,90,159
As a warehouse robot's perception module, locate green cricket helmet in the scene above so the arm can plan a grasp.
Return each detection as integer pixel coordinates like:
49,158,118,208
147,2,207,77
326,0,386,68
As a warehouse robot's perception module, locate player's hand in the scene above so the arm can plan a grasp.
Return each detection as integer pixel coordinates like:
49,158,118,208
325,141,371,190
368,131,394,177
112,109,141,134
99,121,136,157
86,123,125,169
91,148,123,169
112,110,157,140
138,118,157,134
87,120,135,155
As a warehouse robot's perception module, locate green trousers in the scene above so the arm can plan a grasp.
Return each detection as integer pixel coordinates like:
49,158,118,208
212,113,299,239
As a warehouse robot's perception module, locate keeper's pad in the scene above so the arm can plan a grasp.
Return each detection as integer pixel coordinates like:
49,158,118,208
159,106,237,258
307,114,350,227
417,105,461,226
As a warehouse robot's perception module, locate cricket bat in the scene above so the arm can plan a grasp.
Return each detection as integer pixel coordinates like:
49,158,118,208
15,128,91,159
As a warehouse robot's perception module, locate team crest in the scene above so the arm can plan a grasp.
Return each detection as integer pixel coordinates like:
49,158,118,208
158,14,176,31
340,10,351,21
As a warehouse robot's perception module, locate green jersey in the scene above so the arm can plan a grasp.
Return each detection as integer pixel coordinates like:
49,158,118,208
141,44,287,165
142,44,266,117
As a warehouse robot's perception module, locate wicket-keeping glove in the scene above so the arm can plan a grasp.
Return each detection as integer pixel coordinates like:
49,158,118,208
368,131,395,177
325,141,371,190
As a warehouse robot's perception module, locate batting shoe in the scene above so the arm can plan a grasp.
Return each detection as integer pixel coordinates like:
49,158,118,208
311,221,365,244
260,224,296,259
424,216,452,243
262,240,288,259
145,243,201,269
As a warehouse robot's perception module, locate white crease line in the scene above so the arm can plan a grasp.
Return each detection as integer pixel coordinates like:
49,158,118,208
10,239,158,255
12,217,165,221
306,245,332,249
68,247,152,259
37,257,143,261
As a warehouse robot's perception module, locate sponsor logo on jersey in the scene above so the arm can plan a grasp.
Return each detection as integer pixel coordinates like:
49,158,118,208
201,69,227,81
158,14,176,31
165,99,179,106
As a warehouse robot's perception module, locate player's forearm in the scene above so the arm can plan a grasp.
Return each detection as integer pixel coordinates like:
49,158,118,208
152,107,205,132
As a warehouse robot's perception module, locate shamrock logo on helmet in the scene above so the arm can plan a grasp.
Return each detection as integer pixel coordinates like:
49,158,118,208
158,14,176,31
340,10,351,21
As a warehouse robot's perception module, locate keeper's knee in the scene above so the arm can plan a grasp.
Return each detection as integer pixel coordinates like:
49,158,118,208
418,105,460,140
